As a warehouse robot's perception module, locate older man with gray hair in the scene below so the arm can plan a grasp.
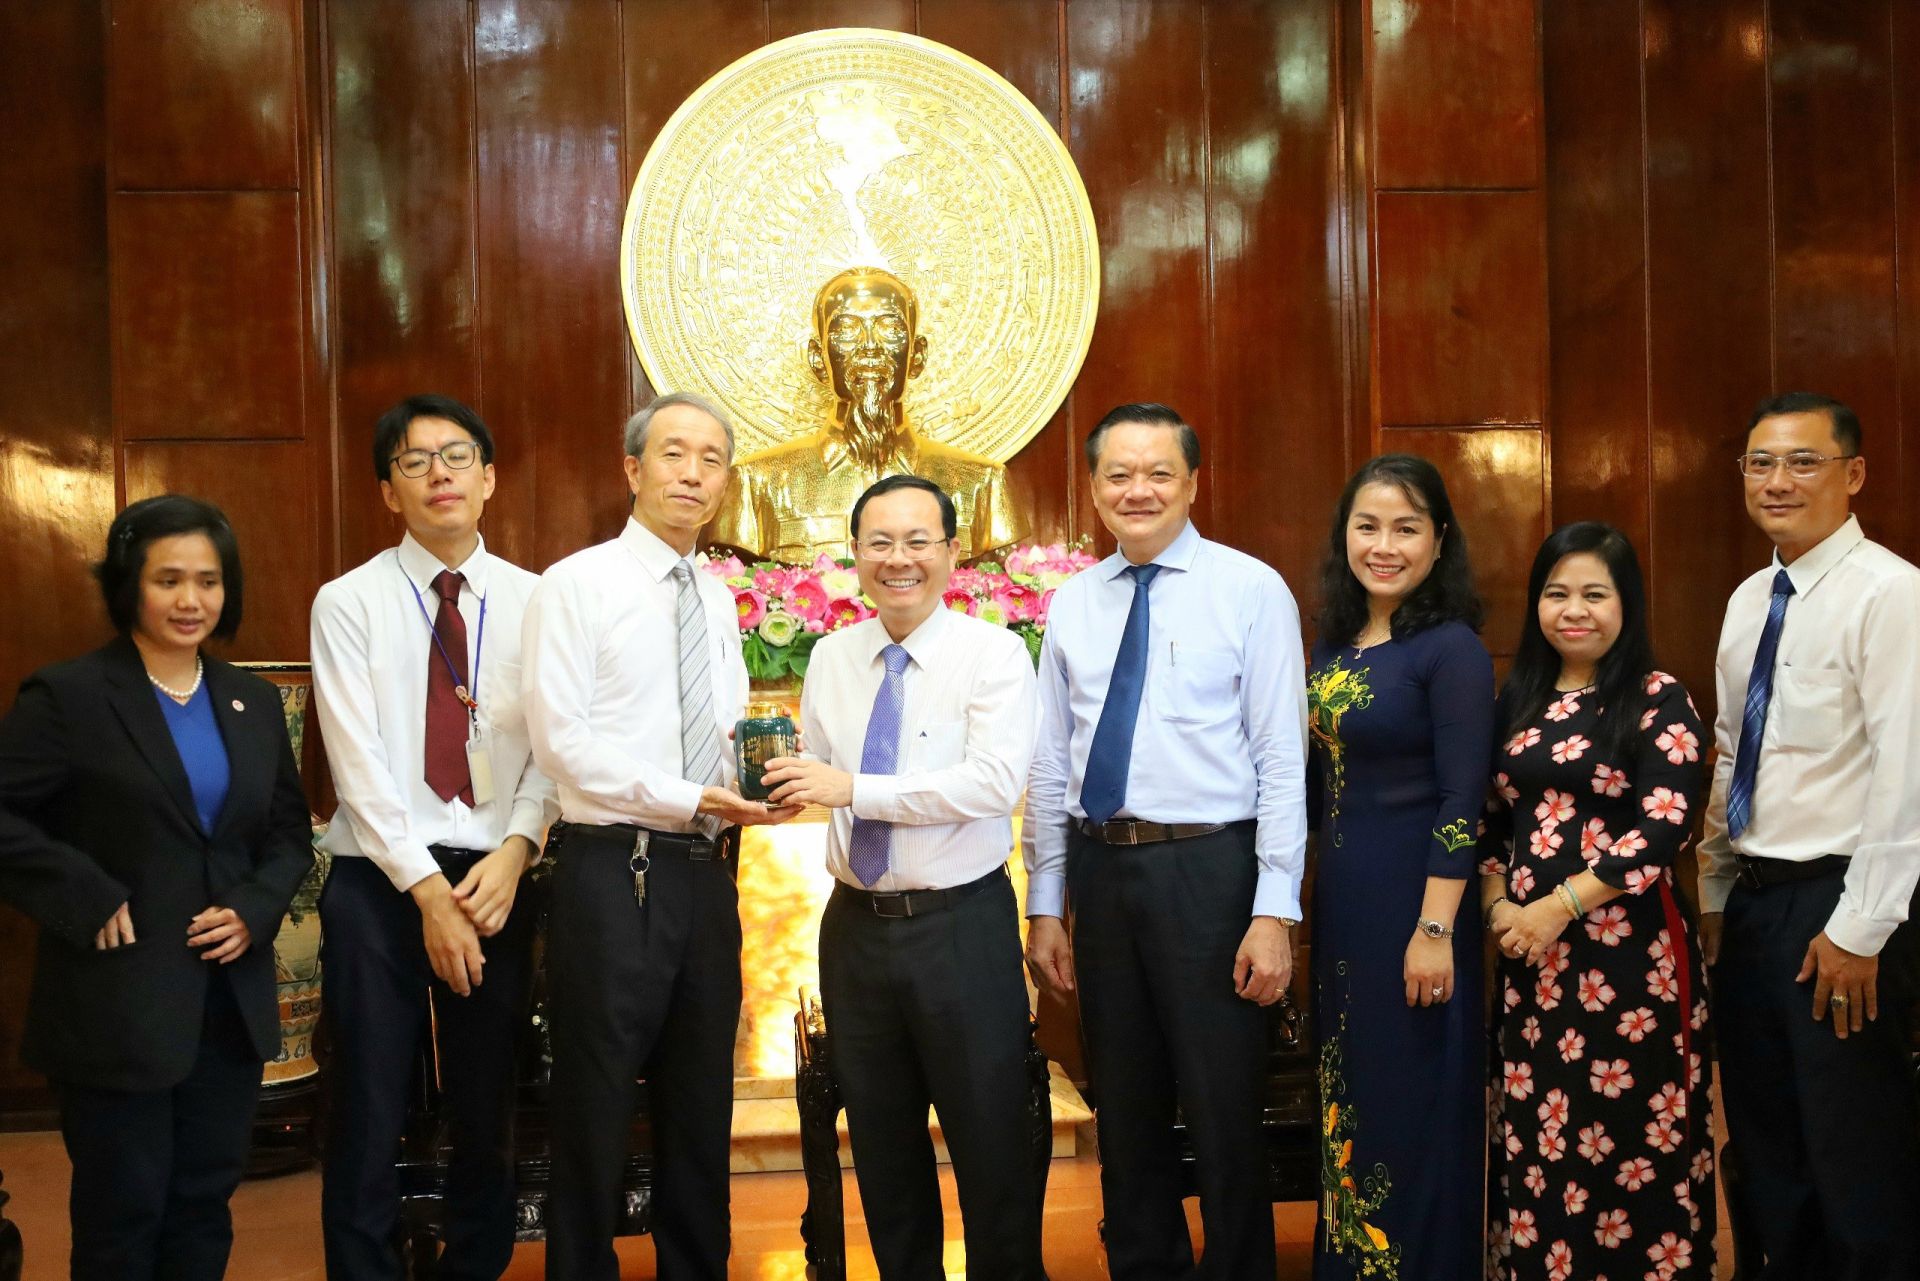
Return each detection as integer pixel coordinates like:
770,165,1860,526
522,392,799,1280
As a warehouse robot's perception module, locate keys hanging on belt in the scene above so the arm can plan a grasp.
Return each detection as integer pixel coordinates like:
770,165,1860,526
629,829,652,908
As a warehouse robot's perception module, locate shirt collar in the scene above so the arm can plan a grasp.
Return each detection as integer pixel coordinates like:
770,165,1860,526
1774,514,1863,597
397,531,490,596
620,516,696,583
860,603,952,670
1098,520,1201,581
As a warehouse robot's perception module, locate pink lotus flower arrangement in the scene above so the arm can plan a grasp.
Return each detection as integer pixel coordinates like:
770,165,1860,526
700,542,1098,681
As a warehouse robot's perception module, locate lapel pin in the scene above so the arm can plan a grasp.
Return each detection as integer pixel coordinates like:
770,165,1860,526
232,699,245,712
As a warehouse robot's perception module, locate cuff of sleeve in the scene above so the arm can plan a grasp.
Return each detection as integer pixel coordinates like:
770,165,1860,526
663,776,706,826
1697,872,1734,915
379,843,444,895
850,774,899,821
1252,871,1302,922
1824,906,1895,958
1025,871,1067,919
506,806,549,861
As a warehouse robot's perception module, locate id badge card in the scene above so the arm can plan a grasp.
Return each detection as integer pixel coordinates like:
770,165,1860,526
465,719,496,807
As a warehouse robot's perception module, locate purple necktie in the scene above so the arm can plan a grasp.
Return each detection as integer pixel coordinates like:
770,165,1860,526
848,643,911,887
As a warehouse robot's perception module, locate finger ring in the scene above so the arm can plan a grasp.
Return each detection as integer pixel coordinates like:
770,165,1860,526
1831,994,1850,1007
1431,986,1444,997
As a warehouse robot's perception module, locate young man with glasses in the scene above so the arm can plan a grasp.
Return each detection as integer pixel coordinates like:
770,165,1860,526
310,394,557,1280
1698,391,1920,1279
757,474,1044,1279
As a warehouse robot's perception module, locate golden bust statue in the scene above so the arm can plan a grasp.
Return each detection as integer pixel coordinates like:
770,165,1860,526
708,267,1023,563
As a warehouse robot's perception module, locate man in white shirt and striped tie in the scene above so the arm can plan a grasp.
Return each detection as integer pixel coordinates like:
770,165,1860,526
760,475,1044,1279
521,392,799,1281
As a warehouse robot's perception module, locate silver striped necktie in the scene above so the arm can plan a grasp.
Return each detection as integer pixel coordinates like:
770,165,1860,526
671,560,725,838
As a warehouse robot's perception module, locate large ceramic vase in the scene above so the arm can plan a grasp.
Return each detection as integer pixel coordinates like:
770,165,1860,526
236,662,329,1175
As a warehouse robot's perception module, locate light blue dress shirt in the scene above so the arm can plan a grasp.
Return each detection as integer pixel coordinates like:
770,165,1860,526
1021,521,1310,919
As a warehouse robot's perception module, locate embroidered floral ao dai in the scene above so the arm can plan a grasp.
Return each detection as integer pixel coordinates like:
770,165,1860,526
1480,674,1716,1281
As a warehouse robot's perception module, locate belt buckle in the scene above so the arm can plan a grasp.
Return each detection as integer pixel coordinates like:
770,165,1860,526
869,891,914,919
1105,821,1139,846
1735,858,1763,890
687,837,718,861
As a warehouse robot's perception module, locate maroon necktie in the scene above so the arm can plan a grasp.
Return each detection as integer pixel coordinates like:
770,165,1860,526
425,569,473,805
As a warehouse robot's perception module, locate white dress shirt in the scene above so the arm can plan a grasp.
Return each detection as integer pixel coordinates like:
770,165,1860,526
521,517,747,830
800,606,1037,892
311,533,558,892
1021,521,1310,920
1698,515,1920,955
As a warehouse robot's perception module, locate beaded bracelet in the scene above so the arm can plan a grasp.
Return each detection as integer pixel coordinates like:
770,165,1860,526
1554,881,1585,920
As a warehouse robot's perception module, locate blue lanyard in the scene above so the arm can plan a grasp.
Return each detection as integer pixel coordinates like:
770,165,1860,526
405,567,487,713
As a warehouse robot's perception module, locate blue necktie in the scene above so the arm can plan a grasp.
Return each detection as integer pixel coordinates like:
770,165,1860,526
1080,564,1162,826
848,643,912,887
1726,569,1796,841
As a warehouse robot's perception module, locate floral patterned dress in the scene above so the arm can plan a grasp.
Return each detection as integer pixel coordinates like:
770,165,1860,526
1309,621,1495,1281
1480,673,1716,1281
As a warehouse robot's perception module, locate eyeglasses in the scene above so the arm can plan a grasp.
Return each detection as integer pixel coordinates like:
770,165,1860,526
1735,451,1856,480
854,536,946,561
390,442,480,478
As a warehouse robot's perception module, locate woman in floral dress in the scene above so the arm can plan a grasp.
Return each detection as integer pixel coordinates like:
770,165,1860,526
1480,522,1715,1281
1309,455,1494,1281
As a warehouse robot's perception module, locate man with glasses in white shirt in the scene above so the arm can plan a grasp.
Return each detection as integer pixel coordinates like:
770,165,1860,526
758,475,1043,1280
521,392,798,1281
1024,403,1307,1280
1699,391,1920,1280
311,394,558,1280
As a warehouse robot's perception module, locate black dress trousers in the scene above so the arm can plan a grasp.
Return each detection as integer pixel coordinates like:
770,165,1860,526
818,869,1045,1280
1066,822,1275,1281
319,848,536,1281
542,828,742,1281
56,969,262,1281
1713,867,1920,1281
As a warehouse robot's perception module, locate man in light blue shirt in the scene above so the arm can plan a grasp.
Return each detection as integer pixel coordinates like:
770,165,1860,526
1023,402,1308,1279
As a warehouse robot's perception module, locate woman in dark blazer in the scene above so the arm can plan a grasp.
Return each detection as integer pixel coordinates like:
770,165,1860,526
0,494,312,1281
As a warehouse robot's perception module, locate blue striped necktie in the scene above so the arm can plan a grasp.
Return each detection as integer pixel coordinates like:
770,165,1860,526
1079,563,1161,826
848,643,912,887
1726,568,1796,841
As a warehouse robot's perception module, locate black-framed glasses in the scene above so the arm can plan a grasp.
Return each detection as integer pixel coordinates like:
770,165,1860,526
390,442,480,478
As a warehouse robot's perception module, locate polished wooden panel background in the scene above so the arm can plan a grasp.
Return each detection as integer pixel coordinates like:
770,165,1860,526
7,0,1920,1120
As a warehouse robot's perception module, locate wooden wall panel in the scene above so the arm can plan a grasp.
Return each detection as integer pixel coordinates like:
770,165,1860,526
1065,0,1210,557
107,0,303,191
1768,0,1903,549
1374,190,1546,427
123,441,321,663
768,0,915,41
1381,427,1545,655
1369,0,1541,191
0,0,115,1111
328,0,480,572
1541,0,1649,553
474,0,629,572
1895,0,1920,563
1642,0,1775,711
110,192,307,441
920,0,1076,546
1205,0,1350,608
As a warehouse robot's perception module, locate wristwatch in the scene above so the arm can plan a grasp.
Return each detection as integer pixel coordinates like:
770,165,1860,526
1275,917,1300,928
1417,918,1455,940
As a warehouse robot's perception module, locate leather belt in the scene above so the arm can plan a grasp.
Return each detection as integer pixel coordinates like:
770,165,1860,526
1734,853,1847,890
1075,817,1228,846
561,822,732,862
833,866,1006,919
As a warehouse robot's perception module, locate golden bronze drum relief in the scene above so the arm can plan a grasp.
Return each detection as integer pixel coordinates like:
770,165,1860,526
620,27,1100,472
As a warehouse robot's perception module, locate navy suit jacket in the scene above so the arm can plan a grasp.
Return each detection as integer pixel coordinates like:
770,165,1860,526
0,636,313,1091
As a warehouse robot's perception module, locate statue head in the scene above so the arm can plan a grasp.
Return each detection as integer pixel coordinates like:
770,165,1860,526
807,266,928,432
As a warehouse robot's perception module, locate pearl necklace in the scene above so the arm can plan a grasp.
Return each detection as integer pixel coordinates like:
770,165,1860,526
149,656,204,704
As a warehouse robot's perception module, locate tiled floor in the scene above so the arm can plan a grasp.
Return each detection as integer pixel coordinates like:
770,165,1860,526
0,1129,1737,1279
0,1135,1316,1280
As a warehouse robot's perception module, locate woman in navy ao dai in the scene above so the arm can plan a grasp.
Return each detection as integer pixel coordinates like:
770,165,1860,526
1480,524,1715,1281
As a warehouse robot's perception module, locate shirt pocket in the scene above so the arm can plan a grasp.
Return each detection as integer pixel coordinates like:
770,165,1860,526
1153,645,1241,724
905,719,967,771
1772,665,1844,752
